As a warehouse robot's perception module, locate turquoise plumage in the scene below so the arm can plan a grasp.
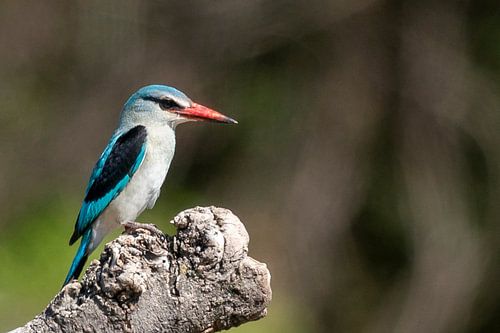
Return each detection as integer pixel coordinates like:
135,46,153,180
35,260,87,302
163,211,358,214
64,129,147,285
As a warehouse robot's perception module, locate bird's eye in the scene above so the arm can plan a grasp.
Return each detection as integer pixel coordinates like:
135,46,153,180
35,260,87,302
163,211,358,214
159,99,181,111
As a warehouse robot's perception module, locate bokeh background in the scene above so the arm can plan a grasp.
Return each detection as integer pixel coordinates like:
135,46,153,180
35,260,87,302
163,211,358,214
0,1,499,332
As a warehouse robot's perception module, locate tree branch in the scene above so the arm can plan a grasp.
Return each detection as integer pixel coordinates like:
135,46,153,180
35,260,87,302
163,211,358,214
11,207,272,333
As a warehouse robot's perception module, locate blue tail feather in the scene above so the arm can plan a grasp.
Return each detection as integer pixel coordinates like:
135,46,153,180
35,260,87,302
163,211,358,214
63,229,92,286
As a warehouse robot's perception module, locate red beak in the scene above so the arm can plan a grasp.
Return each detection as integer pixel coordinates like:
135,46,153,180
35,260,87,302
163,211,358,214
175,103,237,124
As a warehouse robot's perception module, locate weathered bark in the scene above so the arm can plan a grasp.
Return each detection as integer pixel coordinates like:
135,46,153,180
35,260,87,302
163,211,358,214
11,207,271,333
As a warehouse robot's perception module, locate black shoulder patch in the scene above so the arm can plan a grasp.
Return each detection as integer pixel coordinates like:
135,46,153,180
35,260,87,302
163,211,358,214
85,125,147,202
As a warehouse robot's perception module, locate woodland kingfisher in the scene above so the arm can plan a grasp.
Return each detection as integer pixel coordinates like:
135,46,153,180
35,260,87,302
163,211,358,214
63,85,236,286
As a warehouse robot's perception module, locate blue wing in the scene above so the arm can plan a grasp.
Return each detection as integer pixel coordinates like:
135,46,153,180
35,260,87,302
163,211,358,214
69,125,148,245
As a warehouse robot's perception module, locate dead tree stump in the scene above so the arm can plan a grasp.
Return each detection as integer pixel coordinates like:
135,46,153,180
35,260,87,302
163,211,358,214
11,207,271,333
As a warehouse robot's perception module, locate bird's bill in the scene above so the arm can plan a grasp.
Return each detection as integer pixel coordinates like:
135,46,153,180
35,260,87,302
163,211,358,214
175,103,238,124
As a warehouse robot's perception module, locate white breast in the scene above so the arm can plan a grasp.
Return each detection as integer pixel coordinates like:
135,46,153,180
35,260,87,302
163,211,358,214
101,125,176,226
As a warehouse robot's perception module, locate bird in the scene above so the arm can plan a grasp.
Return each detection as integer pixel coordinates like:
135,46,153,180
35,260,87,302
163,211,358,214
63,84,237,286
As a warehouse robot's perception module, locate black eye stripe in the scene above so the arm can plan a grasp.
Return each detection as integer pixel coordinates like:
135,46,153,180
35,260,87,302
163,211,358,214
159,99,181,110
143,96,182,110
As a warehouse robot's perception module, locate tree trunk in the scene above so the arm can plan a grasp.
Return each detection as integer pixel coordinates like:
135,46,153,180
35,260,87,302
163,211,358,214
10,207,271,333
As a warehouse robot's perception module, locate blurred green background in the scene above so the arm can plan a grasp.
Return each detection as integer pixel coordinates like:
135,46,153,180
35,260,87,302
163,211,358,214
1,1,499,332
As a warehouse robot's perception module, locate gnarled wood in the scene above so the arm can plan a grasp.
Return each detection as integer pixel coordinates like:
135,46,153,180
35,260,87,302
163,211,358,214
11,207,271,333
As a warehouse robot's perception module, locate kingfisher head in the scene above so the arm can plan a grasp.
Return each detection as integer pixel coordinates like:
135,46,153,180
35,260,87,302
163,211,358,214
120,85,237,128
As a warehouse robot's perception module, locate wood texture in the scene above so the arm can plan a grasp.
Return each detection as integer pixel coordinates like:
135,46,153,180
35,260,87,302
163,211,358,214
11,207,271,333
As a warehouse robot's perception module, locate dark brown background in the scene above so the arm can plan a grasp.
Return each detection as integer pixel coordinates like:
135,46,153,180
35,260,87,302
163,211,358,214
0,1,499,332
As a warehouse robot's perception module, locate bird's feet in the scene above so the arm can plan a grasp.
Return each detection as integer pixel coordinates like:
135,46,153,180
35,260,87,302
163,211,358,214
122,221,164,237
